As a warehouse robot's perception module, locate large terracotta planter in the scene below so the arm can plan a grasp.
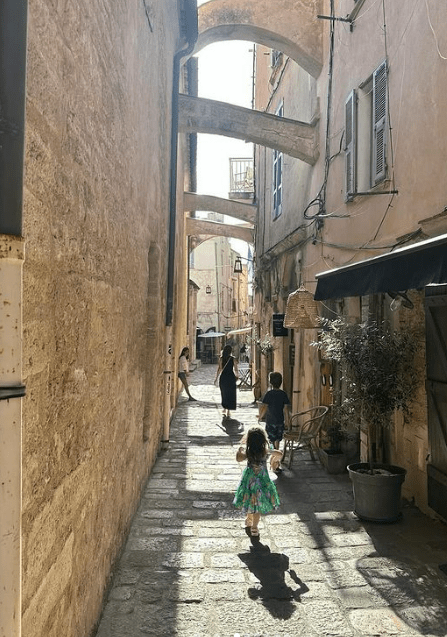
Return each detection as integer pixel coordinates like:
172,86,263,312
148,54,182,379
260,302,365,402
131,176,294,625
348,463,406,523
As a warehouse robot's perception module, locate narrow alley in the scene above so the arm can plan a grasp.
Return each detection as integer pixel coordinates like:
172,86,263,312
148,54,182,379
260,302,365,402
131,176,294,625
95,364,447,637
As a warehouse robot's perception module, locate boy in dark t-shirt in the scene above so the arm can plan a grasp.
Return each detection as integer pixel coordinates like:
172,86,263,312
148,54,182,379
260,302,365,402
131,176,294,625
258,372,291,466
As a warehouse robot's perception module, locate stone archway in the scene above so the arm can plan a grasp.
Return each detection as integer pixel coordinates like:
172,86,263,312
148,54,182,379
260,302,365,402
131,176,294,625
196,0,323,78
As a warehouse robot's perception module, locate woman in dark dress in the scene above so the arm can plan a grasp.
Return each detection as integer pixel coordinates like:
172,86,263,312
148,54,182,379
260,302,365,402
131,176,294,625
214,344,239,419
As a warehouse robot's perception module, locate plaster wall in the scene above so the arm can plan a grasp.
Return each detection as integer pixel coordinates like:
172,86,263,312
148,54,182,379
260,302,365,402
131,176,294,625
252,0,445,516
392,291,429,513
21,1,186,635
306,0,447,286
196,0,324,77
254,47,316,259
256,0,447,293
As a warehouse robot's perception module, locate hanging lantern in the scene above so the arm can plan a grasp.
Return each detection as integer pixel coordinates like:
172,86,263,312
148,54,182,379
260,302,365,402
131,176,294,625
284,285,320,329
233,257,243,274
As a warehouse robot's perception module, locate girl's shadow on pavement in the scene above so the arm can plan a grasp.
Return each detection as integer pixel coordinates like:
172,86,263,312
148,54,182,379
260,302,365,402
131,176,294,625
238,544,309,619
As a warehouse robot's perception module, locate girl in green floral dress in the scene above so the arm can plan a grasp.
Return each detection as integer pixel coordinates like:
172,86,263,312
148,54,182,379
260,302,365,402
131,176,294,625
234,427,280,538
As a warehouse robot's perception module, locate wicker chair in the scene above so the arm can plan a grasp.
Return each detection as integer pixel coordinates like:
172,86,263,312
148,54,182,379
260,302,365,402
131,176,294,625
282,406,329,468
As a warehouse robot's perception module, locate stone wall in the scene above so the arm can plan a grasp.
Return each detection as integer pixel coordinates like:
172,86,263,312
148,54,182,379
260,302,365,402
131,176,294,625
393,291,429,513
21,1,184,635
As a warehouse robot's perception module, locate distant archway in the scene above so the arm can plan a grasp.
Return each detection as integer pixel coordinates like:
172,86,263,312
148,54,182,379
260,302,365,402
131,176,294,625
196,0,323,78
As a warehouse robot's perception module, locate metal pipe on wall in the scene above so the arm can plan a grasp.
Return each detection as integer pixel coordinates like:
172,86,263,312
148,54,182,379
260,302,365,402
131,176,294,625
0,0,28,637
0,2,28,636
0,0,28,235
0,237,25,637
165,0,198,327
163,1,198,444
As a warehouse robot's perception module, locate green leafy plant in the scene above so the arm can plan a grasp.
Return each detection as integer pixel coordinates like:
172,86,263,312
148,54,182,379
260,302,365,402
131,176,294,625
248,330,276,356
312,318,419,473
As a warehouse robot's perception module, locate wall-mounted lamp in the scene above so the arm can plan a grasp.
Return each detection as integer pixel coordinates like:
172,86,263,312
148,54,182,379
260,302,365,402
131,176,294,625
206,285,212,294
233,257,243,274
387,291,414,311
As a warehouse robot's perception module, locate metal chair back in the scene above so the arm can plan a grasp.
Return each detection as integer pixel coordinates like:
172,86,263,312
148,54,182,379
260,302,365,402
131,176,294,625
283,405,329,466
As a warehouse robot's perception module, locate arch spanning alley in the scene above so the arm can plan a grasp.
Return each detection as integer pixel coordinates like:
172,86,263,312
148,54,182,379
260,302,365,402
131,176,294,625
186,217,253,244
179,95,319,165
185,193,255,247
184,192,256,224
196,0,323,78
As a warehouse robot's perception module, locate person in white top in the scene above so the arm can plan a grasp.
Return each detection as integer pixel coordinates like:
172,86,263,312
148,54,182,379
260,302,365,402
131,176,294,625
178,347,196,401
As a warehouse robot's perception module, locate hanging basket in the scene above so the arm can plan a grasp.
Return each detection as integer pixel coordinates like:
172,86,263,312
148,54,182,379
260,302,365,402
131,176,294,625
284,286,320,329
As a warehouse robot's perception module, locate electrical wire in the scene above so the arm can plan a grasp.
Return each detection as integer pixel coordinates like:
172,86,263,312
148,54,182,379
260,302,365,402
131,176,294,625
370,193,395,243
314,237,398,251
424,0,447,60
387,0,419,67
366,0,397,242
303,0,335,223
265,58,291,113
274,0,419,265
353,0,382,23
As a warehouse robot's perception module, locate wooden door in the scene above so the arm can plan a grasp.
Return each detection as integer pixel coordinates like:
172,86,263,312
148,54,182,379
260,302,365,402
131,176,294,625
425,287,447,520
282,329,294,403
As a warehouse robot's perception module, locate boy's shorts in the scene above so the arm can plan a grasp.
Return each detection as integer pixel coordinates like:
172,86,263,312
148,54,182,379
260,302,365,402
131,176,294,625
266,423,284,444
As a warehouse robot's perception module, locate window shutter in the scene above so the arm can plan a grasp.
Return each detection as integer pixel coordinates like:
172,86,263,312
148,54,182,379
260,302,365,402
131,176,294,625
345,89,356,200
372,61,387,184
272,102,284,219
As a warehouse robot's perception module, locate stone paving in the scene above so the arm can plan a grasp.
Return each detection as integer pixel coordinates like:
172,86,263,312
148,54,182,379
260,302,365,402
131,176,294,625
95,364,447,637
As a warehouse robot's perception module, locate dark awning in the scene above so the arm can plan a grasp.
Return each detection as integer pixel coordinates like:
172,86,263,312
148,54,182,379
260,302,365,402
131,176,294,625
314,233,447,300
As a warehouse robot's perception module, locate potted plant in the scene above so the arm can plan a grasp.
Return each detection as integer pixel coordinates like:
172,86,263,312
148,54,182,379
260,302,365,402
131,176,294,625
312,318,419,522
256,333,276,356
318,403,359,474
319,423,348,474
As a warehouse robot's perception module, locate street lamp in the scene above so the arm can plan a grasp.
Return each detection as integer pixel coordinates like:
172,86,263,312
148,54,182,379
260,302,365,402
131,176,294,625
234,254,253,275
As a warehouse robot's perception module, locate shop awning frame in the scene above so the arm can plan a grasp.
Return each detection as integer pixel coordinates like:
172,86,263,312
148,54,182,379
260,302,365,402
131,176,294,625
314,233,447,301
226,326,253,336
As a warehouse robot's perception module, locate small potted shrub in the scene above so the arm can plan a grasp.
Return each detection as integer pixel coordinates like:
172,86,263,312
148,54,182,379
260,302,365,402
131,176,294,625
318,403,359,474
313,318,419,522
319,423,347,474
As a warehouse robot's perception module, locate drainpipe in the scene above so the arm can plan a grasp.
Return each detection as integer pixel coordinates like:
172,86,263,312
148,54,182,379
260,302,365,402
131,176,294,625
163,0,198,445
0,2,28,636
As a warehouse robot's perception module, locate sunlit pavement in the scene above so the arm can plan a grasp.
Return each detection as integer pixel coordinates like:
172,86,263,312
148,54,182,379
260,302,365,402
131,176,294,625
95,363,447,637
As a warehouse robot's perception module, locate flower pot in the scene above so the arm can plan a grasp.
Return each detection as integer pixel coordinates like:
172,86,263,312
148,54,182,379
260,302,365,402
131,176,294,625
319,448,347,474
348,463,406,523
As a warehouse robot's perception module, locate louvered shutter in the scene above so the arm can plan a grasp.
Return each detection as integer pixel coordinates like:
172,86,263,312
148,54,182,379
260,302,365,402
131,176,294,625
272,102,284,219
345,90,356,200
372,61,387,184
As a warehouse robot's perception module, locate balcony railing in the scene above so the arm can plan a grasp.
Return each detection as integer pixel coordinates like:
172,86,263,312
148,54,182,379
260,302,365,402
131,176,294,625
229,158,254,199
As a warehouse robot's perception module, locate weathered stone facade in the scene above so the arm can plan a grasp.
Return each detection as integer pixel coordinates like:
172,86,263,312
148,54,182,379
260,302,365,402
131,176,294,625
19,1,192,635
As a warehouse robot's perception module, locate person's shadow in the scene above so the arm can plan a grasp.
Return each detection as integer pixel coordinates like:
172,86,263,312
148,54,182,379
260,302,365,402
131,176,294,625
238,543,308,618
217,416,244,439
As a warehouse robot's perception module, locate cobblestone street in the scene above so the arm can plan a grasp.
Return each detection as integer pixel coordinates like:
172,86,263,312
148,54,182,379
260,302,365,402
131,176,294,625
95,364,447,637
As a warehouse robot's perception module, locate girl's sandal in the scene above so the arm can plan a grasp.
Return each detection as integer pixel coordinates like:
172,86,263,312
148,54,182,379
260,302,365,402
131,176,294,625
250,528,259,537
